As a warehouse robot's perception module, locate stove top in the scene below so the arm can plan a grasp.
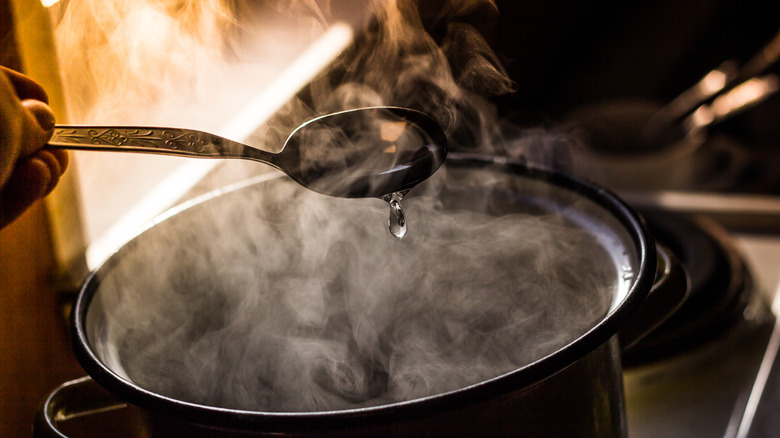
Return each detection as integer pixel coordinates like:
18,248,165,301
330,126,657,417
557,90,780,436
622,209,780,438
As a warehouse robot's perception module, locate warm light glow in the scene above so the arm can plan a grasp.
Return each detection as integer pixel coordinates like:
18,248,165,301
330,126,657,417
83,22,355,269
698,69,728,96
41,0,60,7
686,75,778,132
221,22,354,143
711,76,779,118
688,106,714,131
85,160,218,268
380,121,407,142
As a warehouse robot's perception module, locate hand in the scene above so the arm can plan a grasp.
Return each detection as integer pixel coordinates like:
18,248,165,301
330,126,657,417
0,66,69,228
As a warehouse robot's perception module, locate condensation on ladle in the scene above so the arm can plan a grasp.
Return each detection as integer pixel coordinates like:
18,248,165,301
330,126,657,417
385,192,407,238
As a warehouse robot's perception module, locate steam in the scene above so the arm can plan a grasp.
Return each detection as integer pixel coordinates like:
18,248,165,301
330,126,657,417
54,0,523,169
56,0,613,414
307,0,517,154
54,0,331,130
90,171,616,412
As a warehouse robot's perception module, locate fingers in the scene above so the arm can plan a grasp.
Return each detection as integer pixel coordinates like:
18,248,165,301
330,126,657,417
0,67,57,161
36,148,68,196
0,66,65,227
49,148,70,185
22,99,56,131
0,156,49,227
20,98,56,156
0,65,49,103
0,71,25,187
0,148,69,228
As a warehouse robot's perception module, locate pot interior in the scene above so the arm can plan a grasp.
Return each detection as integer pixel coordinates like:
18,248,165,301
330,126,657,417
82,157,642,414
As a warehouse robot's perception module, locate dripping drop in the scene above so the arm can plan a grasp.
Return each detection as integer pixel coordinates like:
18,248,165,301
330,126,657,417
384,192,407,238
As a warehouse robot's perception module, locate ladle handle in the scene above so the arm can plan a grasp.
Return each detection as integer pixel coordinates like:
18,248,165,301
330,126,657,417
618,243,690,351
48,125,272,163
34,376,131,438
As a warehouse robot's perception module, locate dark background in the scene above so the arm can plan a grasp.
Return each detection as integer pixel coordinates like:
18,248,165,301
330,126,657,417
489,0,779,120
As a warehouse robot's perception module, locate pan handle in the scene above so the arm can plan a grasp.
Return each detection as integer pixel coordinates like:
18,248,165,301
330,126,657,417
618,243,690,350
34,376,130,438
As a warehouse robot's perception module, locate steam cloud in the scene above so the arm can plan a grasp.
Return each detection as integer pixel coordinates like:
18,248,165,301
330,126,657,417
90,171,616,412
58,0,612,413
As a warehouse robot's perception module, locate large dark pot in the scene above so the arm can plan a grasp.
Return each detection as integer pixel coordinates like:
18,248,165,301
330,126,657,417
37,154,684,437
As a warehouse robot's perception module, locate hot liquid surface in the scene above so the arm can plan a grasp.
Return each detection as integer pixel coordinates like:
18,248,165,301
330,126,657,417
88,175,620,413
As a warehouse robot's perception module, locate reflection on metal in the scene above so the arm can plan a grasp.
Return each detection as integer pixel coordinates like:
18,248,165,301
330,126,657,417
734,316,780,438
644,29,780,149
380,121,408,142
620,191,780,233
687,75,779,133
699,68,730,96
651,61,736,126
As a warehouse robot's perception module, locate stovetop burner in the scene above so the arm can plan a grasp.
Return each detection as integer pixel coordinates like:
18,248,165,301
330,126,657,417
622,207,779,438
622,209,756,367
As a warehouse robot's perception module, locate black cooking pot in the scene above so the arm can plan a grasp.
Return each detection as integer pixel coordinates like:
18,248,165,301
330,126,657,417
36,154,686,437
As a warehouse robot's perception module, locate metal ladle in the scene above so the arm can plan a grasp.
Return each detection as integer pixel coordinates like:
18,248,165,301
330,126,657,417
48,106,447,199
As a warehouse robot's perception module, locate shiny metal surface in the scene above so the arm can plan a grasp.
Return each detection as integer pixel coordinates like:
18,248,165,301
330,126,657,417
625,228,780,437
48,107,448,199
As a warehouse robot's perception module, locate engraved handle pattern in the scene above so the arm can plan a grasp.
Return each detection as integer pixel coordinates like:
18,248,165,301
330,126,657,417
50,127,228,157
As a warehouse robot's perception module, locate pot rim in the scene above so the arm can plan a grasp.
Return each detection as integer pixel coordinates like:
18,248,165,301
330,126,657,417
70,153,656,430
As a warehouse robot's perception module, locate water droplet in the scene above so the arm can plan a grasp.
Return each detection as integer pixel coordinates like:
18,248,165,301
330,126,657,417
385,192,407,238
